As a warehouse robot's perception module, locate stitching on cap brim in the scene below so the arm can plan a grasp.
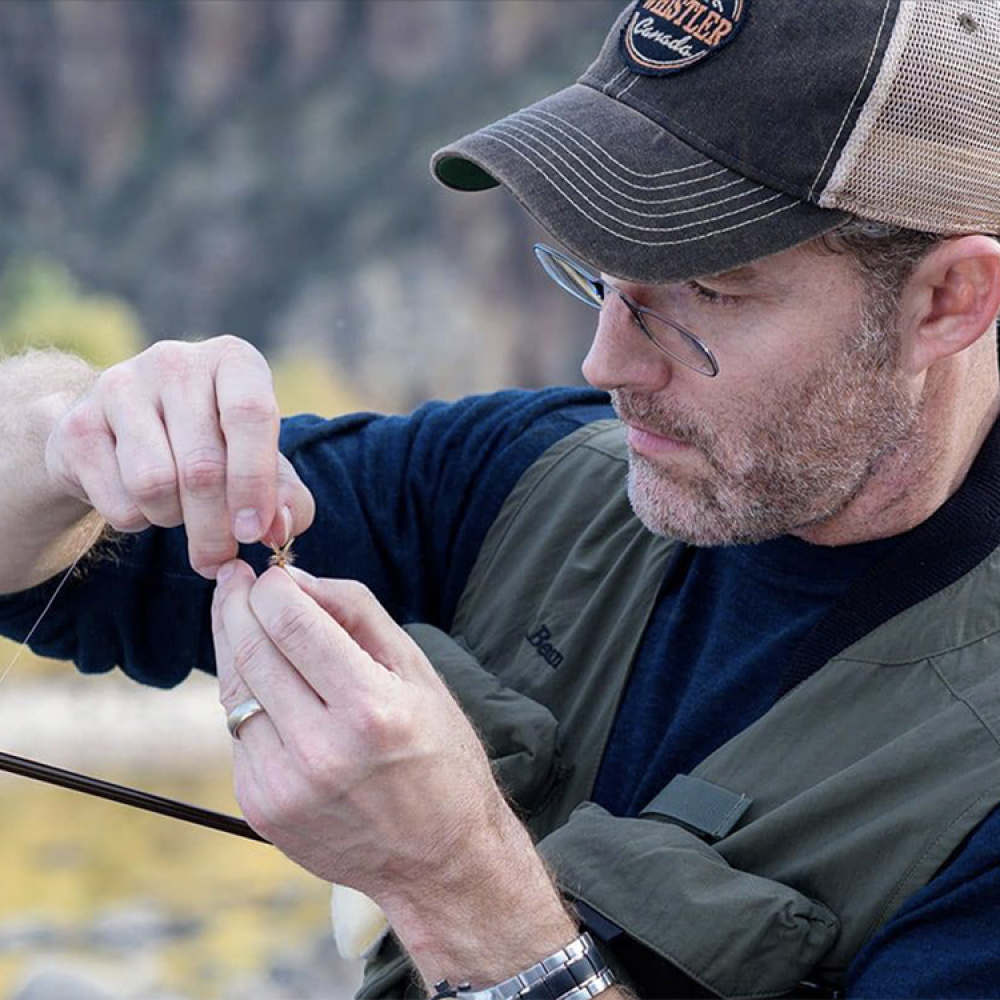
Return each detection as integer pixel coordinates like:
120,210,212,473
431,84,847,283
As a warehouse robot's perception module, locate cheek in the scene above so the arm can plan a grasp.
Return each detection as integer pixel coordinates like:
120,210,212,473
714,319,860,424
697,368,820,467
709,292,862,382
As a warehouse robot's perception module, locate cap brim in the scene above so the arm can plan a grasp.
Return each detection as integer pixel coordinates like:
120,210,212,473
432,83,848,283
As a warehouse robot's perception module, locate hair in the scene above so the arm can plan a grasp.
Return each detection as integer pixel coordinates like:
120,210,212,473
816,219,1000,339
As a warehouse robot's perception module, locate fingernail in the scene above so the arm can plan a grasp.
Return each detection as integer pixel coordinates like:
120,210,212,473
286,565,315,585
234,509,261,544
279,505,293,547
217,561,238,584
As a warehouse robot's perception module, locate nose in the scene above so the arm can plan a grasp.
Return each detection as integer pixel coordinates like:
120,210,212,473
581,294,674,392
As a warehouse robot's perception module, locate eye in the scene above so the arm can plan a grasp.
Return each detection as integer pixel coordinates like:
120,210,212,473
687,281,739,306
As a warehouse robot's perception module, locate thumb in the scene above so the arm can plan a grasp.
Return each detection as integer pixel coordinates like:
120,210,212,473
285,569,431,683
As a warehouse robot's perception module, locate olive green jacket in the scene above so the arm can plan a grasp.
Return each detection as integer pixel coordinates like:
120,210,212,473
360,420,1000,999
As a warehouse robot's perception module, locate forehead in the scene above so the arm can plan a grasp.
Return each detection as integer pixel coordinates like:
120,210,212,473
603,238,866,305
701,240,859,291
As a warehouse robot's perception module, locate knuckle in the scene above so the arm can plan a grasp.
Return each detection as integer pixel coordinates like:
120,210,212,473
125,464,178,507
252,771,310,832
355,698,407,751
95,363,134,396
231,631,272,675
59,405,105,448
220,394,279,430
190,543,237,576
291,736,344,790
104,502,148,533
340,579,376,615
342,579,373,601
214,335,269,375
227,468,273,497
217,676,247,710
144,340,193,381
340,580,391,636
214,333,257,358
178,450,227,496
268,603,319,654
192,538,238,566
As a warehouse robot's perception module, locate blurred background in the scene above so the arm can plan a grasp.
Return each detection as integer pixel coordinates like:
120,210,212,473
0,1,623,998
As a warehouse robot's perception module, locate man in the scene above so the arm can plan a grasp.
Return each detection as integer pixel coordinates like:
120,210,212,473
1,0,999,997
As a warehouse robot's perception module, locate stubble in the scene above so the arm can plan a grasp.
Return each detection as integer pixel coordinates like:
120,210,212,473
614,309,921,546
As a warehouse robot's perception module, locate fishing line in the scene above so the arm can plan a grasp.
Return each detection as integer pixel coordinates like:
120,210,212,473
0,515,271,842
0,516,107,690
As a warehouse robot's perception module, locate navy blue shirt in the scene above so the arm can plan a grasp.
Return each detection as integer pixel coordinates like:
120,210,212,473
1,387,998,997
593,534,900,818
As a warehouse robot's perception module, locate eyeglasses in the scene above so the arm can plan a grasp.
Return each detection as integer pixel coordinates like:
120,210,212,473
533,243,720,377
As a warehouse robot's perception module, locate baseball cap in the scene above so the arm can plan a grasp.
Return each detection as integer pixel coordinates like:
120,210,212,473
431,1,1000,284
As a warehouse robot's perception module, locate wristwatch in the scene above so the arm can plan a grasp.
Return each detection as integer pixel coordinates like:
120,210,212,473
431,932,617,1000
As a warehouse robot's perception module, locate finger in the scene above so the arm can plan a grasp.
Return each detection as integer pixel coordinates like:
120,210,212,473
261,454,316,548
212,583,256,711
157,360,237,578
263,504,294,553
211,586,282,816
214,560,328,744
105,393,184,528
251,569,415,701
49,405,151,534
247,568,390,705
284,570,430,684
213,341,281,547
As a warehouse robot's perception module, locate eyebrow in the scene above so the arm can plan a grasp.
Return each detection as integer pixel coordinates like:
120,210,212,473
702,265,760,285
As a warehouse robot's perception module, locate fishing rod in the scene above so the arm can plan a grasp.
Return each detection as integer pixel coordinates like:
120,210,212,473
0,749,269,843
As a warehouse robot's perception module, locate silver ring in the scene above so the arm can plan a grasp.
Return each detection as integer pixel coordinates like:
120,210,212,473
226,698,266,740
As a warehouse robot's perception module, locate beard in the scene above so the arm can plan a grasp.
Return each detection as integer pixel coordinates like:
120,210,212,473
614,306,921,546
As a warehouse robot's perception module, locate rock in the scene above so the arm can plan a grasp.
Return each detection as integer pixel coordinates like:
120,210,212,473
86,903,202,952
0,918,68,953
12,966,114,1000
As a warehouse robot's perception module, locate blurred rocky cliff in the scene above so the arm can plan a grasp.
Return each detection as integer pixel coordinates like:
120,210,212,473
0,0,623,410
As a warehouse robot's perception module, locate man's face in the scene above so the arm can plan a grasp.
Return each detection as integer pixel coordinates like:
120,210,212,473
581,243,920,546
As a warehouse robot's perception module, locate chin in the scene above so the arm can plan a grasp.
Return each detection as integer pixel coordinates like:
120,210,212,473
625,461,836,548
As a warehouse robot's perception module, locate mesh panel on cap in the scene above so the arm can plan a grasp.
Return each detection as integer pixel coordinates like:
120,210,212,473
819,1,999,235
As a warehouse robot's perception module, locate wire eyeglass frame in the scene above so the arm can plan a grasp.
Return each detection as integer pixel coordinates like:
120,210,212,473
533,243,720,377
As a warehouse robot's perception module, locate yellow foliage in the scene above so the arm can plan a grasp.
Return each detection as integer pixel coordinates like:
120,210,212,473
4,295,143,368
0,257,143,367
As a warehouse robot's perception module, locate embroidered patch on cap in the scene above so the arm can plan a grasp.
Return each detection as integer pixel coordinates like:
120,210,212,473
620,0,748,76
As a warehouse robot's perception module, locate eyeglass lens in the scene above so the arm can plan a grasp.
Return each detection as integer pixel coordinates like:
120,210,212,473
532,244,718,376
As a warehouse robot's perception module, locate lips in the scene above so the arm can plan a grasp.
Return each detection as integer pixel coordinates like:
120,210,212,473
625,421,697,457
612,389,713,456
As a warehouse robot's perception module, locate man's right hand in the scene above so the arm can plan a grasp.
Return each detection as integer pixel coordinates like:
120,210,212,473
43,335,315,579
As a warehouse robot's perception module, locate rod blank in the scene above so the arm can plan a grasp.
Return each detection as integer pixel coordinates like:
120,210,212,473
0,749,269,844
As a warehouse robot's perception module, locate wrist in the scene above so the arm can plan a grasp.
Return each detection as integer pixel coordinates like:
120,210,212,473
379,804,577,989
431,932,617,1000
0,376,100,593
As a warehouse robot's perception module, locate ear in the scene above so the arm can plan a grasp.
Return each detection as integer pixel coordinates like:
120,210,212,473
900,235,1000,375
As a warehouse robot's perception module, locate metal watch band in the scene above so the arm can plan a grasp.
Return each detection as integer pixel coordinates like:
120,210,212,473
431,931,617,1000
